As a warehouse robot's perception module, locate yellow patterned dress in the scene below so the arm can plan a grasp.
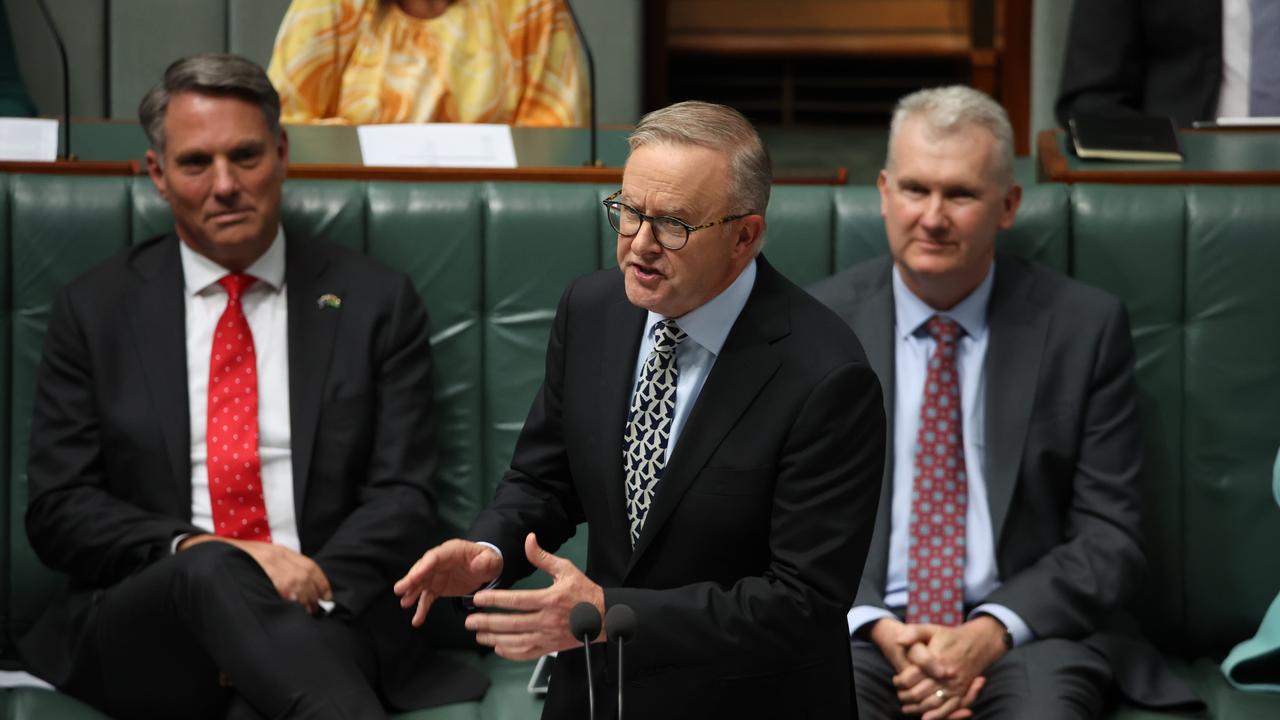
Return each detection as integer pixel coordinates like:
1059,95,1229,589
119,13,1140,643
267,0,586,126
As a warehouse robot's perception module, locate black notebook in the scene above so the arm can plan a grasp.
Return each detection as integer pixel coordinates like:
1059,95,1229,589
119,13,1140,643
1068,115,1184,162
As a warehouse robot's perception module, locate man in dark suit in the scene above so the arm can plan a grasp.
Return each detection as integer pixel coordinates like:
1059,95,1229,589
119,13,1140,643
395,101,886,718
1055,0,1223,127
810,86,1200,718
20,53,485,718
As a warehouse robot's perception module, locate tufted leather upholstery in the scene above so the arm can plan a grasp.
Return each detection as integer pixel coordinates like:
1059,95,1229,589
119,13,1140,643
0,175,1277,719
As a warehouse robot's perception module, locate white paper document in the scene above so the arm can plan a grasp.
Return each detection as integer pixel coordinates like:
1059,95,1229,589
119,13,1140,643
0,118,59,161
357,123,518,168
1212,116,1280,127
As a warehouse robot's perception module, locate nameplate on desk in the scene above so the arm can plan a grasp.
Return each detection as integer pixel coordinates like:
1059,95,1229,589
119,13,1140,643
0,118,58,161
357,123,518,168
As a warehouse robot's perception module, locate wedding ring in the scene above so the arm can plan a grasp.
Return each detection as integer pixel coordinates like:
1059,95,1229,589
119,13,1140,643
935,689,947,700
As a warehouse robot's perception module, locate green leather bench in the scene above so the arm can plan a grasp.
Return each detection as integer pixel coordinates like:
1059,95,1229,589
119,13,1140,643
1,175,1278,719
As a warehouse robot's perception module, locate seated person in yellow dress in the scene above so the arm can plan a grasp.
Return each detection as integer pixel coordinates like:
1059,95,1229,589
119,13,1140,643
268,0,586,126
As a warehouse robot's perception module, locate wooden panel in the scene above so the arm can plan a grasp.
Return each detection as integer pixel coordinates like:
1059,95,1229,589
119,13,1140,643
669,0,969,33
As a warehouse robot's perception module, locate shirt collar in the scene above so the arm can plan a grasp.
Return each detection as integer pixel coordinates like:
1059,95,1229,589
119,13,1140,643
891,261,994,342
180,226,286,297
643,257,757,357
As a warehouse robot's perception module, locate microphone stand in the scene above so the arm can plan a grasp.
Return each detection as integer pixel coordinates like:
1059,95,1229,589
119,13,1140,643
34,0,72,160
562,0,600,167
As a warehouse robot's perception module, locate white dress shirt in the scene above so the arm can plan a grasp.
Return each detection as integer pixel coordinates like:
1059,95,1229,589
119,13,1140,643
1218,0,1252,118
180,229,299,552
848,263,1033,647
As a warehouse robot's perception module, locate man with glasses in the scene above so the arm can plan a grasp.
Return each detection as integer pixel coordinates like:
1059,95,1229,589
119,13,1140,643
397,100,886,718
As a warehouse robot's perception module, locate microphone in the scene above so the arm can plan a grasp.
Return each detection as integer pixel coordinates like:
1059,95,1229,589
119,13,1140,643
604,603,637,720
34,0,72,160
569,602,602,720
561,0,600,167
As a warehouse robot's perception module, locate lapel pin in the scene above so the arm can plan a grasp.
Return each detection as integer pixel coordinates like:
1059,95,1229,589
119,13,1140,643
317,293,342,310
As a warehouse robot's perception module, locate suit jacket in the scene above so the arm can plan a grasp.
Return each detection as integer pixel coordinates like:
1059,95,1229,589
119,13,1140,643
20,231,487,710
1056,0,1222,128
808,255,1201,710
469,257,886,719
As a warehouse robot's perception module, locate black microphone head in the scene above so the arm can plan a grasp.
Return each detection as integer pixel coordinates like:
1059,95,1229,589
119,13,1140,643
569,602,603,640
604,603,638,642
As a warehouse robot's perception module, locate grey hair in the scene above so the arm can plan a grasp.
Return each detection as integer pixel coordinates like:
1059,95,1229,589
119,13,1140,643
628,100,772,218
139,53,282,157
887,86,1014,188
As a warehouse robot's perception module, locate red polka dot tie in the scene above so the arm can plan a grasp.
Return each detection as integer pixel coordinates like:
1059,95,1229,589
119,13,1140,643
906,315,965,626
207,274,270,542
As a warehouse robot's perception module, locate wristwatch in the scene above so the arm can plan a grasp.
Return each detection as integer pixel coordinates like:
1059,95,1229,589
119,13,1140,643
977,612,1014,650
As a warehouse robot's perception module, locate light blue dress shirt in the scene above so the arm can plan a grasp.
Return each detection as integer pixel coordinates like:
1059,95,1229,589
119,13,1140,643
631,260,757,459
847,263,1034,647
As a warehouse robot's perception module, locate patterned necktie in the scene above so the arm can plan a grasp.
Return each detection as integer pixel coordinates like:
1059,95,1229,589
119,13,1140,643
906,315,966,626
207,273,271,542
623,319,687,547
1251,0,1280,116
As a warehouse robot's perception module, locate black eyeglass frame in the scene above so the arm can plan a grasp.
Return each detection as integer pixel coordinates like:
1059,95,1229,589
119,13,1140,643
602,189,753,251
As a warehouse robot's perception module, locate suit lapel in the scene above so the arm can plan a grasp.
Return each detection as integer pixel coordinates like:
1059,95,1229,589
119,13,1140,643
125,236,192,513
983,258,1046,545
285,234,342,510
626,259,786,574
848,261,897,594
599,288,647,553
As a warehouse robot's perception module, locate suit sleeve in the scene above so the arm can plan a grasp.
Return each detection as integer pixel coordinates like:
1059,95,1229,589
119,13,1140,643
26,286,201,587
312,273,439,616
983,299,1146,639
607,358,885,669
1055,0,1144,127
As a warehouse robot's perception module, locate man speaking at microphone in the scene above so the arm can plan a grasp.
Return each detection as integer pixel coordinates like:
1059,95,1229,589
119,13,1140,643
396,101,886,718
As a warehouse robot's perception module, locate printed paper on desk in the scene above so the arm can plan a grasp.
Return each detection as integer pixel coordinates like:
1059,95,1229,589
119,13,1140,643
0,118,58,161
357,123,517,168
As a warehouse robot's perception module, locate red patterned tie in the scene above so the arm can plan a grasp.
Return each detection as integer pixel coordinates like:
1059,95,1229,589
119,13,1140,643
906,315,965,626
207,274,270,542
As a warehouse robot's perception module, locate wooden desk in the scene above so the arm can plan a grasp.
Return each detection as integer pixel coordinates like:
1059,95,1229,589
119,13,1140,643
6,120,850,185
1038,129,1280,184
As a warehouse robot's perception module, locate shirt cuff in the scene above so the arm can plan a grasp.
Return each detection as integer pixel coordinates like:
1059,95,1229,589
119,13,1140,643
171,533,191,554
474,541,503,592
969,603,1035,647
848,605,896,639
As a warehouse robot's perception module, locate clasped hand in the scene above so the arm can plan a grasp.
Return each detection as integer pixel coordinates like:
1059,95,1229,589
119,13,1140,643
178,534,332,614
870,616,1007,720
394,532,605,660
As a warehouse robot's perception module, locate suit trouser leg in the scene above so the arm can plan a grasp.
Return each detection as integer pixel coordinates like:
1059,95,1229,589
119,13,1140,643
851,637,1112,720
63,542,385,720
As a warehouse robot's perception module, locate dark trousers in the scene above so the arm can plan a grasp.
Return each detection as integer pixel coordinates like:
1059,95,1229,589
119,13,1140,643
62,542,386,720
850,638,1113,720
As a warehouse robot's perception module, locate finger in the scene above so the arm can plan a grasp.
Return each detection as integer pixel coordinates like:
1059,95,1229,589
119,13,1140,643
897,678,936,706
470,546,503,580
474,630,544,649
960,676,986,708
394,551,438,596
492,641,543,662
922,696,964,720
523,533,563,576
466,610,545,634
892,663,925,689
907,642,951,681
411,591,435,627
473,587,548,612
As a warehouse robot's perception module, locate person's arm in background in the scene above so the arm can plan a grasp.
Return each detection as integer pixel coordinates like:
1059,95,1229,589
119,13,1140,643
508,0,587,127
1054,0,1143,127
267,0,364,123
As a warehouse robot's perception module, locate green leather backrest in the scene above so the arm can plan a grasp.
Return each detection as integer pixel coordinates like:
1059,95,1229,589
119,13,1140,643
6,176,135,653
1071,184,1190,653
1182,187,1280,656
830,184,1071,272
3,175,1279,667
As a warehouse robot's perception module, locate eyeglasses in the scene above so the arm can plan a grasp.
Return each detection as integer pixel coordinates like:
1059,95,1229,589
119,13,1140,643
602,190,752,251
